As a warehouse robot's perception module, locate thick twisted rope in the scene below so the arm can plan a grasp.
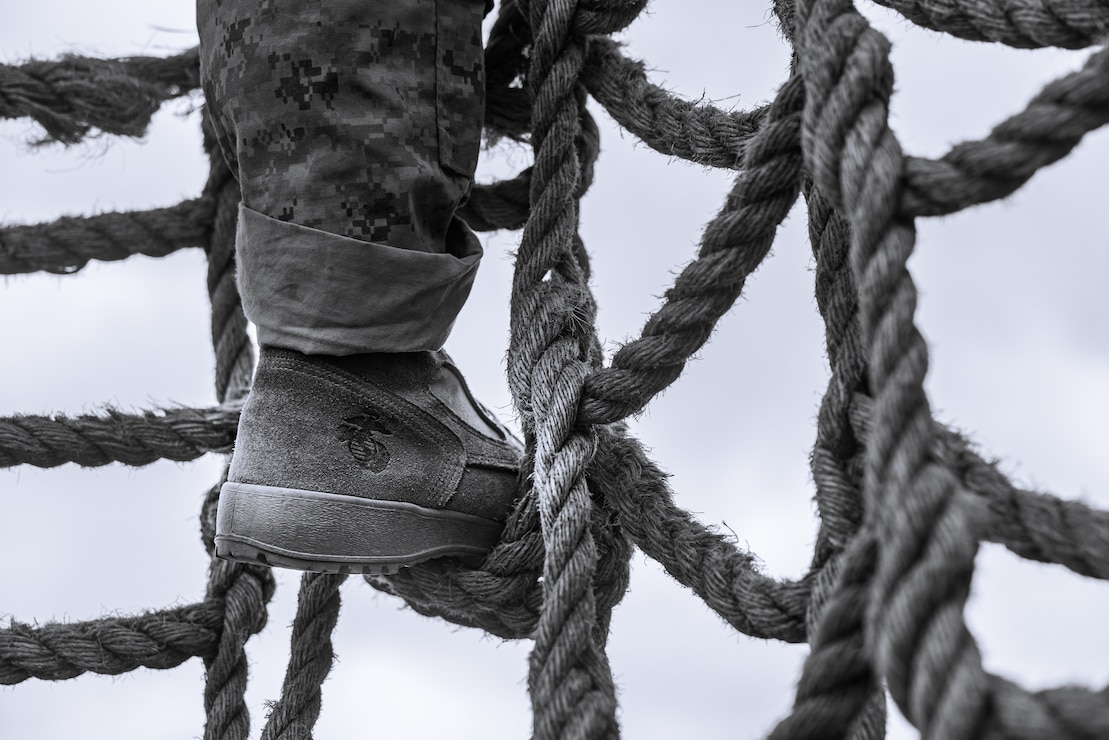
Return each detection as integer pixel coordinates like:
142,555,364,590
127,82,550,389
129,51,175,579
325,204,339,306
0,404,239,468
0,603,223,684
508,1,625,735
796,0,1109,733
805,182,868,565
528,343,618,739
901,44,1109,218
797,0,1000,732
768,535,883,740
591,427,813,642
867,0,1109,49
770,174,886,736
260,573,347,740
0,197,215,275
0,49,199,144
199,479,277,740
582,37,769,170
201,110,253,403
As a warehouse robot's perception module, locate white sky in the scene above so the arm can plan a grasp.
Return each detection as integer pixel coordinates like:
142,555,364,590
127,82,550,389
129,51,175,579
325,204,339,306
1,1,1107,738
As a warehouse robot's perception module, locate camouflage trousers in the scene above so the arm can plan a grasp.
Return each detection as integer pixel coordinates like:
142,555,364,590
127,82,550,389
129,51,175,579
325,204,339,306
198,0,488,353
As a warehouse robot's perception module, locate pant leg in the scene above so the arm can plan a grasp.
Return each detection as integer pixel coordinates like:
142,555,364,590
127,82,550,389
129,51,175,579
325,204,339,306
198,0,488,353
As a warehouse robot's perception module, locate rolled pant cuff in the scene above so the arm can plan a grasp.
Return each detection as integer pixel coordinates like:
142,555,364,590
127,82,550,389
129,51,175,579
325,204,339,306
236,205,482,354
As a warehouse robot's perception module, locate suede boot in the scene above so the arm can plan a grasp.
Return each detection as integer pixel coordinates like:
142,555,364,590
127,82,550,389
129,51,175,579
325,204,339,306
217,347,522,573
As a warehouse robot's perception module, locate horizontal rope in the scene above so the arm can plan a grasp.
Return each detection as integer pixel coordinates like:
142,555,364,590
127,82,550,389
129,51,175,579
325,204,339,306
0,403,239,469
849,393,1109,581
0,601,222,684
0,197,215,275
461,171,532,232
867,0,1109,49
0,48,199,144
462,102,600,232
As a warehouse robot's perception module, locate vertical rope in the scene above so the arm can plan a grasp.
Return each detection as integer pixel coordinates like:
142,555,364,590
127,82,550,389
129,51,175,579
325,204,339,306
766,178,889,738
795,0,992,734
769,534,883,739
197,106,271,740
508,1,622,736
260,573,348,740
199,479,276,740
201,108,254,404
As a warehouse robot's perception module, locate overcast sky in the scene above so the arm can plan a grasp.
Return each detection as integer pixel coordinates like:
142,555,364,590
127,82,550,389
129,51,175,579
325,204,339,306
2,1,1107,738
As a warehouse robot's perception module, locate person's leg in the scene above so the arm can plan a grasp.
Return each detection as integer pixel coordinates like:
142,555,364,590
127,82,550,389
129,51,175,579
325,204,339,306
200,0,486,352
197,0,520,573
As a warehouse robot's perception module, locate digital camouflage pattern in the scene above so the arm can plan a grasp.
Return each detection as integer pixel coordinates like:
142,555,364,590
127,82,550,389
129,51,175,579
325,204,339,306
198,0,487,253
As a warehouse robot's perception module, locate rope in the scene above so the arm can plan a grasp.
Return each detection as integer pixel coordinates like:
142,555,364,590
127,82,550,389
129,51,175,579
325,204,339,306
0,197,215,275
582,37,769,170
260,573,347,740
509,0,626,734
0,404,239,468
901,44,1109,217
798,0,993,732
592,427,813,642
200,478,277,740
3,0,1109,737
796,0,1109,733
768,536,883,739
867,0,1109,49
201,110,254,403
578,70,804,425
0,603,223,683
0,49,199,144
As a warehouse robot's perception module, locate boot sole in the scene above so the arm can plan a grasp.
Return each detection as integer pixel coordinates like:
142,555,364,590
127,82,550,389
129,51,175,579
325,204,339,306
215,482,502,574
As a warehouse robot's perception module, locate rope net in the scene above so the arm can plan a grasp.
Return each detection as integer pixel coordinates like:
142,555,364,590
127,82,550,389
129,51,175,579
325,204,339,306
3,0,1108,737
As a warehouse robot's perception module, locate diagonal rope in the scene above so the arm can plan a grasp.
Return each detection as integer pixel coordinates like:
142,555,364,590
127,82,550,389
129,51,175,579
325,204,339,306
578,71,804,426
901,43,1109,218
